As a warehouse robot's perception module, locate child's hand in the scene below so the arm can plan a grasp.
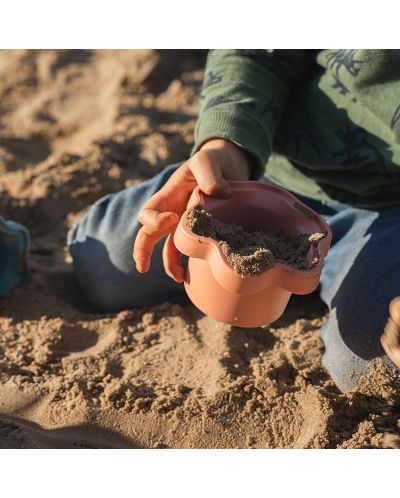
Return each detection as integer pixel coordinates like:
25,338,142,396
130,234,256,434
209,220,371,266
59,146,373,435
133,139,251,282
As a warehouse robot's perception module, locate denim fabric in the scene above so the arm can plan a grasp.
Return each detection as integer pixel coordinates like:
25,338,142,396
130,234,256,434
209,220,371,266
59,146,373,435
68,163,400,391
0,216,30,296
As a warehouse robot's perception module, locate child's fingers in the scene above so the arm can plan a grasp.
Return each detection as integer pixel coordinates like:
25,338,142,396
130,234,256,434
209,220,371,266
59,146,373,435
138,208,179,231
189,152,232,198
133,226,167,273
162,233,184,283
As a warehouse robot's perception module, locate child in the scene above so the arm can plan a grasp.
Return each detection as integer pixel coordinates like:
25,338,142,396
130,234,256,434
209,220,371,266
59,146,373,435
68,49,400,392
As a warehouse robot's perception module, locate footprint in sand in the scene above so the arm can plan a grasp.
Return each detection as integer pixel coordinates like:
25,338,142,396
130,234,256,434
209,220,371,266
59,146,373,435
51,322,119,359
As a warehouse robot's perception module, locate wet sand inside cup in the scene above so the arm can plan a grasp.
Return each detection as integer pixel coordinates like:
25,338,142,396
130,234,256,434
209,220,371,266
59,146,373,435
186,207,327,277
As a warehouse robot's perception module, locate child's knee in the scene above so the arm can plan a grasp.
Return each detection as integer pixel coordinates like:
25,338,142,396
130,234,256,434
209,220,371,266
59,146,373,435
321,348,366,392
68,233,119,311
320,312,386,392
67,207,135,312
68,214,184,312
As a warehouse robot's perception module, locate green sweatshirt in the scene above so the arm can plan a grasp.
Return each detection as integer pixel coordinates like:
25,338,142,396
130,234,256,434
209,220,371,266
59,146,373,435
194,49,400,208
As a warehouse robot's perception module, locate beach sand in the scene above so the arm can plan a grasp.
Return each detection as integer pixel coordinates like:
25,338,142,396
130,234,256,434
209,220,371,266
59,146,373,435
0,50,399,448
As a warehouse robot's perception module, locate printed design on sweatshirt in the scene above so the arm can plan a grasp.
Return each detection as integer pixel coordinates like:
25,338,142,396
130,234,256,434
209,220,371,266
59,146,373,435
203,94,256,114
203,95,233,111
326,49,363,96
275,122,320,158
333,123,387,172
202,71,223,90
259,99,280,120
238,101,256,112
391,104,400,130
234,49,292,81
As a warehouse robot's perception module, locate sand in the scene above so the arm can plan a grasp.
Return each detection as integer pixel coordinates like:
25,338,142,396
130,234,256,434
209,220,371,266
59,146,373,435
186,207,326,276
0,50,399,449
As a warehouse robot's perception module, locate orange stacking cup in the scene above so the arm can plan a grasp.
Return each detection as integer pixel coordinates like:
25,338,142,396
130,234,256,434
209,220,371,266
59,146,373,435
174,181,332,328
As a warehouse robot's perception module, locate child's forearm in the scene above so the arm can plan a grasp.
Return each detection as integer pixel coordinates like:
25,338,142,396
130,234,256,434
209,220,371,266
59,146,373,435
194,49,310,177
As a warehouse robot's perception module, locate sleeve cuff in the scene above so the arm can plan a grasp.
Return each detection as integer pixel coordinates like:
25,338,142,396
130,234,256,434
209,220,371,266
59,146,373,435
192,109,270,180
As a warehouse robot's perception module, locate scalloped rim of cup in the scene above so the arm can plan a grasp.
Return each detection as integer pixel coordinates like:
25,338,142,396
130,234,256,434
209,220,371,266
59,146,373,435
174,181,332,295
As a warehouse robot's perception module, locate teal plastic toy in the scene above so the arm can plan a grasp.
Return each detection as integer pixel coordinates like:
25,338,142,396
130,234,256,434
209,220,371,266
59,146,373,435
0,216,29,296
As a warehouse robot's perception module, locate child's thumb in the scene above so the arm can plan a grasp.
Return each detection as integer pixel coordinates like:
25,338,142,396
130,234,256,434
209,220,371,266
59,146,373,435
190,155,232,198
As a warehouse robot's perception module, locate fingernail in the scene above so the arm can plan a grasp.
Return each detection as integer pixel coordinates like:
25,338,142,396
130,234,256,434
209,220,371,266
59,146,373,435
136,259,148,273
169,213,179,222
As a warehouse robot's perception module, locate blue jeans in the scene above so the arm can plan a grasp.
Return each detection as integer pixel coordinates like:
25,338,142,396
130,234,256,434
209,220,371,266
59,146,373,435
68,163,400,392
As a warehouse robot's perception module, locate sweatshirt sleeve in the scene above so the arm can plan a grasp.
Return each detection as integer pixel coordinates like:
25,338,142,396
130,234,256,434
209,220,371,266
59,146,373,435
193,49,310,179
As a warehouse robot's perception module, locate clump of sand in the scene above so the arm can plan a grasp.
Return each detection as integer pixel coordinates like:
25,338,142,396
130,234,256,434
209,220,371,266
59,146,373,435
0,50,399,449
186,207,326,276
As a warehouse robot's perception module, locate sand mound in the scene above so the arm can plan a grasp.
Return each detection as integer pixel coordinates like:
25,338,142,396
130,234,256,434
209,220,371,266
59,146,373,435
0,50,399,448
186,207,326,276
